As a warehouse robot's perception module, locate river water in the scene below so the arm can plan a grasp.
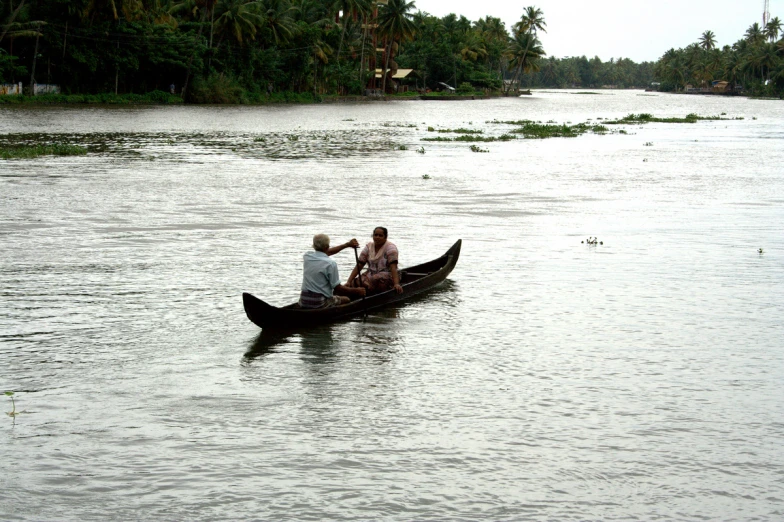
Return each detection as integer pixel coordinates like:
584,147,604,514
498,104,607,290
1,91,783,520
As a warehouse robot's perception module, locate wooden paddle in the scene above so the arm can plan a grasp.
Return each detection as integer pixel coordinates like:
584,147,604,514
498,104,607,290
353,247,367,317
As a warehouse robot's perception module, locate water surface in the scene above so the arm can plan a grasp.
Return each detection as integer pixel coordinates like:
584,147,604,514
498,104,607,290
1,91,783,520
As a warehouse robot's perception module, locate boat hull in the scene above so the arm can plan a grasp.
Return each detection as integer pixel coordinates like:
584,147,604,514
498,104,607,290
243,239,462,330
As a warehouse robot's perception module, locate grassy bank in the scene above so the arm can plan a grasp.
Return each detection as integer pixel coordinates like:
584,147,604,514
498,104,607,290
0,90,183,105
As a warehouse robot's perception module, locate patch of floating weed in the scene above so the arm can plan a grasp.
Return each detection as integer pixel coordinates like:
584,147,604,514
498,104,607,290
423,134,516,142
512,123,586,139
381,122,417,128
604,113,736,124
487,119,535,125
469,145,489,153
574,92,602,95
436,128,483,134
398,145,408,150
0,143,88,159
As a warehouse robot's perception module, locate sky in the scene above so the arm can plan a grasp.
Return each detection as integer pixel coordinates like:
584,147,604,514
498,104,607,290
412,0,783,63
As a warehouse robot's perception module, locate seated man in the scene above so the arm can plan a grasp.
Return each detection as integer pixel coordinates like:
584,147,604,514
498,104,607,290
299,234,366,309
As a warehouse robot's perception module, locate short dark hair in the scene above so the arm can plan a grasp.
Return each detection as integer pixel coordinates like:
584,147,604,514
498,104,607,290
373,227,388,238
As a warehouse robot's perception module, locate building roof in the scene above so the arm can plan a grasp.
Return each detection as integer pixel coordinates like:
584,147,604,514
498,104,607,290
374,68,415,79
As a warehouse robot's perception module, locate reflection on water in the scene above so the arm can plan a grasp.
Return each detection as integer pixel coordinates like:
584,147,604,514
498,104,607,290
2,92,784,521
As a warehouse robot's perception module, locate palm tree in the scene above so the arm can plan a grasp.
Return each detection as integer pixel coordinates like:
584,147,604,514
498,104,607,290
750,42,779,83
259,0,298,46
459,30,487,63
745,22,764,44
84,0,145,22
506,6,545,94
332,0,370,64
506,30,544,91
765,16,782,42
723,49,743,88
213,0,264,45
377,0,416,93
699,30,716,50
475,16,508,78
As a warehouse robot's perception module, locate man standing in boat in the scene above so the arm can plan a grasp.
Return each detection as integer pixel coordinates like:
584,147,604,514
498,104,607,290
299,234,366,308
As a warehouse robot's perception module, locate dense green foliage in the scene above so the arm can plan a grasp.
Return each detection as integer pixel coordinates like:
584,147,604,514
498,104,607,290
653,20,784,97
1,0,655,101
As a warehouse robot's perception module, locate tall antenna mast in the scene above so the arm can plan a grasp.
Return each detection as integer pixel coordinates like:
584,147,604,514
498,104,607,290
763,0,770,26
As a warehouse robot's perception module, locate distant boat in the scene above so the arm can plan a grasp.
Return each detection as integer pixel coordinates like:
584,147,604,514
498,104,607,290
243,240,462,330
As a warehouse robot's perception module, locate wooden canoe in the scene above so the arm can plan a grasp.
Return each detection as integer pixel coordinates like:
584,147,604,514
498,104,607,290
243,239,461,330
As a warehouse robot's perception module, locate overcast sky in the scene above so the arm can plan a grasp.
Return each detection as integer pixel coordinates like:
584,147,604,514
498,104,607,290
412,0,783,62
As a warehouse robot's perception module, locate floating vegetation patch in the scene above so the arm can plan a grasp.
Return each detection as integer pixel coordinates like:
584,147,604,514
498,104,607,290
381,122,417,128
422,134,516,142
574,92,603,95
0,143,88,159
487,119,535,125
469,145,489,153
511,122,588,139
436,128,483,134
603,113,741,124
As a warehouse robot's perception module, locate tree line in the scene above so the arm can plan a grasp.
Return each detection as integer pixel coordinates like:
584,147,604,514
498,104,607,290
654,18,784,97
1,1,656,101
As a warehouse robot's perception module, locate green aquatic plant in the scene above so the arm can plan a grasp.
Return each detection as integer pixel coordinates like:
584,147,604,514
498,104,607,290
417,147,426,154
436,128,483,134
253,136,266,142
0,143,88,160
422,174,431,179
398,145,408,150
5,391,16,417
469,145,489,153
427,126,435,132
758,248,764,254
604,113,732,125
512,122,585,139
422,134,517,143
488,119,535,125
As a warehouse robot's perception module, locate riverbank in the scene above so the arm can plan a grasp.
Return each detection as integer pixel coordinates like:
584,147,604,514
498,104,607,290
0,91,184,105
0,90,511,106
